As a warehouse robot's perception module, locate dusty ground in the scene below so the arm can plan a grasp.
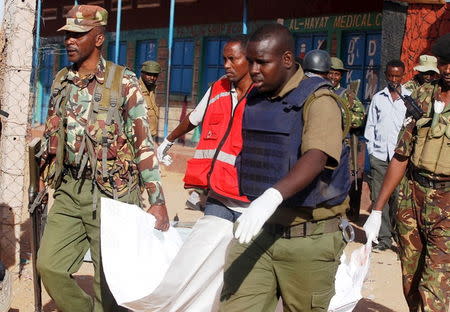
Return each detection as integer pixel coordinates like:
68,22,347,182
7,145,409,312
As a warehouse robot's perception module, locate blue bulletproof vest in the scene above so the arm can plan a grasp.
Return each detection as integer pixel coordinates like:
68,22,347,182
239,76,351,208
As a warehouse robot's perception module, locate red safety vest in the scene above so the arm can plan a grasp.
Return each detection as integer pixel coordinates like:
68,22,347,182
183,77,251,203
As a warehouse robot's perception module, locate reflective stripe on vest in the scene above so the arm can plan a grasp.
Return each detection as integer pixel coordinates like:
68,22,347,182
183,77,251,203
209,91,230,106
193,149,237,166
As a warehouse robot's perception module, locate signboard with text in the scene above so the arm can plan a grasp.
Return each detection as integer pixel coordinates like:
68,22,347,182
286,12,382,33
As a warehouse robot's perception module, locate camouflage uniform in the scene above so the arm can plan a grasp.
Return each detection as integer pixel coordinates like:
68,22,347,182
36,5,164,312
394,81,450,312
403,77,421,94
333,84,365,129
40,57,163,202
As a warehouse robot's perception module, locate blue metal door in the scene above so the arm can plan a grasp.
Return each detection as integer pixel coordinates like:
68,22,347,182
341,32,381,105
170,39,194,95
35,48,55,124
60,48,71,69
135,40,157,76
201,37,228,95
294,33,327,59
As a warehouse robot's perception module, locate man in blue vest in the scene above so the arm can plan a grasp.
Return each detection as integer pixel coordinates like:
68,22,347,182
219,24,351,312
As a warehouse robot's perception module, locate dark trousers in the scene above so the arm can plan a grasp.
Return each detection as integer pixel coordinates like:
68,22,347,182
369,154,399,247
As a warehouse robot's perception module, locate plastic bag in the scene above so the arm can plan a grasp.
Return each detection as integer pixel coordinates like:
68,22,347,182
328,243,372,312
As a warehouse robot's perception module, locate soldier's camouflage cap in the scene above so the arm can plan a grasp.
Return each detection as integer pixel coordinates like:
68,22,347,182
431,33,450,64
330,57,348,72
141,61,161,74
58,5,108,33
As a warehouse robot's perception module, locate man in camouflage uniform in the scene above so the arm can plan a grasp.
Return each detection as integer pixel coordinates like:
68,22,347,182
364,34,450,312
327,57,365,129
328,57,366,220
139,60,161,141
404,54,439,93
36,5,169,312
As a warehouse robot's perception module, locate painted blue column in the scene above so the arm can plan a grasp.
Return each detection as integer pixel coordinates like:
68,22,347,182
32,0,42,124
163,0,175,137
242,0,248,34
114,0,122,64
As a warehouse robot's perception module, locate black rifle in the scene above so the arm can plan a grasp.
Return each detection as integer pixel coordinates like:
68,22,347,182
388,83,424,120
28,138,47,312
345,80,364,221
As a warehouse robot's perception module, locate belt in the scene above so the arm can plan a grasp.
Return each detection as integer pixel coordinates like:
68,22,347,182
65,166,93,179
263,218,341,239
411,169,450,189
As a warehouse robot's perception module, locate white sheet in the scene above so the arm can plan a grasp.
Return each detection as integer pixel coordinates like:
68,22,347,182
101,198,370,312
101,198,233,312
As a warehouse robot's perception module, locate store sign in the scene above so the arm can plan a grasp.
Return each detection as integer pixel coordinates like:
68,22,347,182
287,12,382,32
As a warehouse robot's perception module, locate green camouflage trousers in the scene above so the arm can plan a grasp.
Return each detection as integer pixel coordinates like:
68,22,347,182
396,176,450,312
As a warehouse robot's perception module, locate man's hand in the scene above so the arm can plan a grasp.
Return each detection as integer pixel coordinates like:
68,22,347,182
234,188,283,244
156,138,174,166
147,204,170,231
363,210,382,244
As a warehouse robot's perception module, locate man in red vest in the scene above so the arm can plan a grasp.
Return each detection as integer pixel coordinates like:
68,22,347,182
150,35,253,311
157,34,253,221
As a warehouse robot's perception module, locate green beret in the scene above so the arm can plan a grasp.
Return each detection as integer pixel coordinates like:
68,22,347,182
141,61,161,74
431,33,450,64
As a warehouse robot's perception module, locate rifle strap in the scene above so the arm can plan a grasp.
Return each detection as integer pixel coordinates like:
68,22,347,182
52,78,73,189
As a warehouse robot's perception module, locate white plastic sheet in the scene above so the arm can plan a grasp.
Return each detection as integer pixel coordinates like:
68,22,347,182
101,198,233,312
102,198,371,312
328,243,372,312
100,198,183,307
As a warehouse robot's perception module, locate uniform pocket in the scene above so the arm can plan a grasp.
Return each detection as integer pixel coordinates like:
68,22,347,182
311,288,334,311
212,163,239,197
183,158,210,187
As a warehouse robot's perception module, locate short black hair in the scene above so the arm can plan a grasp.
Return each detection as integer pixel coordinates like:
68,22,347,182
227,34,249,51
249,23,295,54
386,59,405,71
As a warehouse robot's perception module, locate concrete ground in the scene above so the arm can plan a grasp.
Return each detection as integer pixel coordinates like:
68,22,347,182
8,144,409,311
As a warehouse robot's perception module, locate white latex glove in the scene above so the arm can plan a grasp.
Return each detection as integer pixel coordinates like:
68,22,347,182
157,138,174,166
234,188,283,244
363,210,382,244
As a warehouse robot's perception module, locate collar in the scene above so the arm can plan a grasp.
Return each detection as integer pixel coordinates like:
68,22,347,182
230,82,236,93
270,65,304,100
66,56,106,88
333,83,342,91
380,85,411,101
380,85,411,96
